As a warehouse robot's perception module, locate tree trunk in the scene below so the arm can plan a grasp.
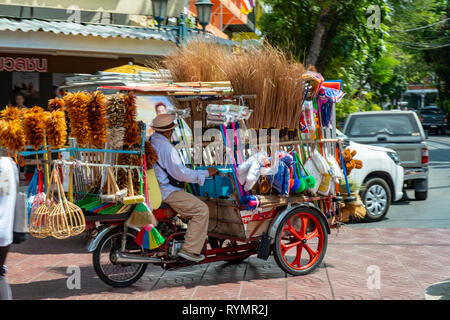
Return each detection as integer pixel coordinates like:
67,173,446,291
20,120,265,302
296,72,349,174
316,12,340,74
306,8,331,68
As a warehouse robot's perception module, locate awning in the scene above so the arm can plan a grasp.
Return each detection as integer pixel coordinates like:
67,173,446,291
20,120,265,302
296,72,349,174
0,17,237,54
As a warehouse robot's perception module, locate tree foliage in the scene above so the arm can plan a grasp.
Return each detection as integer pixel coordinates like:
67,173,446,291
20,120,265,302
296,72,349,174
259,0,449,120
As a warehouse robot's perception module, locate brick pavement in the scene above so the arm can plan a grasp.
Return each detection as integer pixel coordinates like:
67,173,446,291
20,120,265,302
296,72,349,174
4,228,450,300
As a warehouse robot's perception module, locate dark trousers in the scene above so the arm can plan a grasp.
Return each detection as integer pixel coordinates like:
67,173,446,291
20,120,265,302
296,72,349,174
0,245,12,300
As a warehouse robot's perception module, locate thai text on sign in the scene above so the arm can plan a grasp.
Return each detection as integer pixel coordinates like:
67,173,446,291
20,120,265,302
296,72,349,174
0,57,48,72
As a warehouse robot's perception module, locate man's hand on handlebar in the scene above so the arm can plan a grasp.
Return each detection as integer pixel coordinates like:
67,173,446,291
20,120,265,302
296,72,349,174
207,167,219,177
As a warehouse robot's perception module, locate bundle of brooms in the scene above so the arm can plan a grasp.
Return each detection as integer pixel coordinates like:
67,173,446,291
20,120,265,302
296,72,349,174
156,41,306,129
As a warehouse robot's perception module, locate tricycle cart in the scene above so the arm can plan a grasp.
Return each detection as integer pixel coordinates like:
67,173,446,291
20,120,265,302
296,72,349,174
84,80,345,287
0,45,361,289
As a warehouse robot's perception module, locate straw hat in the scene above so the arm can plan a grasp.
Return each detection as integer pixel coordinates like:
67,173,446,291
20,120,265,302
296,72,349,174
151,114,177,132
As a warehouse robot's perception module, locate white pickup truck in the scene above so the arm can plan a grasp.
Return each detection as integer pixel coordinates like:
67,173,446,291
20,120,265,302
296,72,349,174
337,129,404,222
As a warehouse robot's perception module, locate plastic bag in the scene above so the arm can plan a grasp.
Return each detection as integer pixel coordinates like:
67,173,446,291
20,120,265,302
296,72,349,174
327,155,343,180
304,159,321,194
267,161,290,196
312,150,330,175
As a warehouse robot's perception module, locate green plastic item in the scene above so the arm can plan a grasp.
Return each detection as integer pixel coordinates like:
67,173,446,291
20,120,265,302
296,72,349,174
98,203,124,215
294,151,316,190
81,199,103,210
75,196,97,208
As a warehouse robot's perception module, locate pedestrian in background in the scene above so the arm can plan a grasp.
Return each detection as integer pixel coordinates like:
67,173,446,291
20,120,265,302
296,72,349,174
0,155,20,300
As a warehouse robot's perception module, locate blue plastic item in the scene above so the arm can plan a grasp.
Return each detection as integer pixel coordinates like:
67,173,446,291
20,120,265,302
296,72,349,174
198,175,233,198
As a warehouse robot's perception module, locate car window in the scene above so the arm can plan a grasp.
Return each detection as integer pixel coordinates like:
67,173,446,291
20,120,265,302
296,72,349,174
421,108,442,115
346,114,420,137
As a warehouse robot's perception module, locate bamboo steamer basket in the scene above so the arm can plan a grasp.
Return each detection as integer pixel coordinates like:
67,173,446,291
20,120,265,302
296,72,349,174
49,170,86,239
29,175,57,238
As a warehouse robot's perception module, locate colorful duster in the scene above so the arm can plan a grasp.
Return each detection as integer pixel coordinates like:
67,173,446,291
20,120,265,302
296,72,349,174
134,224,165,250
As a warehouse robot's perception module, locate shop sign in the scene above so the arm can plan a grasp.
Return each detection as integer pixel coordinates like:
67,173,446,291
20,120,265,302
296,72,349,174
0,57,48,72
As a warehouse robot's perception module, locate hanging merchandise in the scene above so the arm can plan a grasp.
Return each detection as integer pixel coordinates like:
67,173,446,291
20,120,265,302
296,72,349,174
106,94,126,149
87,91,107,148
293,151,316,191
64,91,90,147
266,151,294,196
312,149,331,175
44,109,67,149
339,148,363,175
101,167,127,203
48,170,86,239
128,202,158,228
23,106,46,151
303,158,321,194
28,168,47,219
206,104,253,125
29,170,58,238
123,169,145,204
327,153,343,181
134,224,165,250
302,100,317,137
48,97,65,111
123,92,140,147
0,107,26,153
316,87,344,128
237,152,270,192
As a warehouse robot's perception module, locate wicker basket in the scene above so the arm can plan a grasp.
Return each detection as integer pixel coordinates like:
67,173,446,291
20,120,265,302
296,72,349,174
29,175,57,238
48,170,86,239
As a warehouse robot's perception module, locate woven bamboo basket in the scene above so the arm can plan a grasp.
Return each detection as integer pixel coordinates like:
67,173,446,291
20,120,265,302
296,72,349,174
29,177,57,238
48,170,86,239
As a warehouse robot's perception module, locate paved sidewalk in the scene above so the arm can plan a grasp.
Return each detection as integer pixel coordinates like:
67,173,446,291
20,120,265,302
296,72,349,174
5,228,450,300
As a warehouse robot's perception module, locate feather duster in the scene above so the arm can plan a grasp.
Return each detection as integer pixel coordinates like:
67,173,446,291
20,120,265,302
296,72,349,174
87,91,107,148
64,92,90,147
44,110,67,148
23,106,45,150
106,94,126,149
145,140,158,168
48,98,65,111
0,106,25,152
123,92,140,147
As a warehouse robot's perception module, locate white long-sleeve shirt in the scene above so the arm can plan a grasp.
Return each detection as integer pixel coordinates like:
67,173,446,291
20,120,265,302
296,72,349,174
0,157,18,247
150,132,209,200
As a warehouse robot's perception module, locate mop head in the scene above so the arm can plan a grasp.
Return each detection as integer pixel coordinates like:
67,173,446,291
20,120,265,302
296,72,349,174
295,178,307,193
87,91,107,148
134,224,165,250
64,91,90,147
123,92,140,147
48,97,65,111
44,110,67,148
0,106,26,152
305,176,316,189
23,106,45,150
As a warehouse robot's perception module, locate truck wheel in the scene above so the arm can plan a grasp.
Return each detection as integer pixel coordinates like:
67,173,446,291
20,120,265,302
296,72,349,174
415,191,428,201
361,178,391,222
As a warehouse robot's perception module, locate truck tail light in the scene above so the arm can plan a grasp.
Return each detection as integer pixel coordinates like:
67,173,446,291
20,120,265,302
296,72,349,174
420,116,424,122
421,148,429,164
445,116,448,124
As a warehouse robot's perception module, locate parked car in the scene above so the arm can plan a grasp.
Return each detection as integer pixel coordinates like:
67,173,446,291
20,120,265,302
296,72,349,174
343,110,428,201
418,106,447,135
336,129,404,222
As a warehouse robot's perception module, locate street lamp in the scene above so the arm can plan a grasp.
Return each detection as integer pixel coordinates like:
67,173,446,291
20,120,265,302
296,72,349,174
152,0,169,26
195,0,213,30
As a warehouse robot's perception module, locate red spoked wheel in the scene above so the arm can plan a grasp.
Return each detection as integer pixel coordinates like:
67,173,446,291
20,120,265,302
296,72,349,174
273,207,328,276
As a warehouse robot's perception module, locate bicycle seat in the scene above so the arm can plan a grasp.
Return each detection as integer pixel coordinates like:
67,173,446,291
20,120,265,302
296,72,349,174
153,202,177,220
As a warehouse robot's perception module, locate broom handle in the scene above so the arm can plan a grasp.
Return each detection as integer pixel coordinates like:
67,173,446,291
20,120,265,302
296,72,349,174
128,169,134,196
